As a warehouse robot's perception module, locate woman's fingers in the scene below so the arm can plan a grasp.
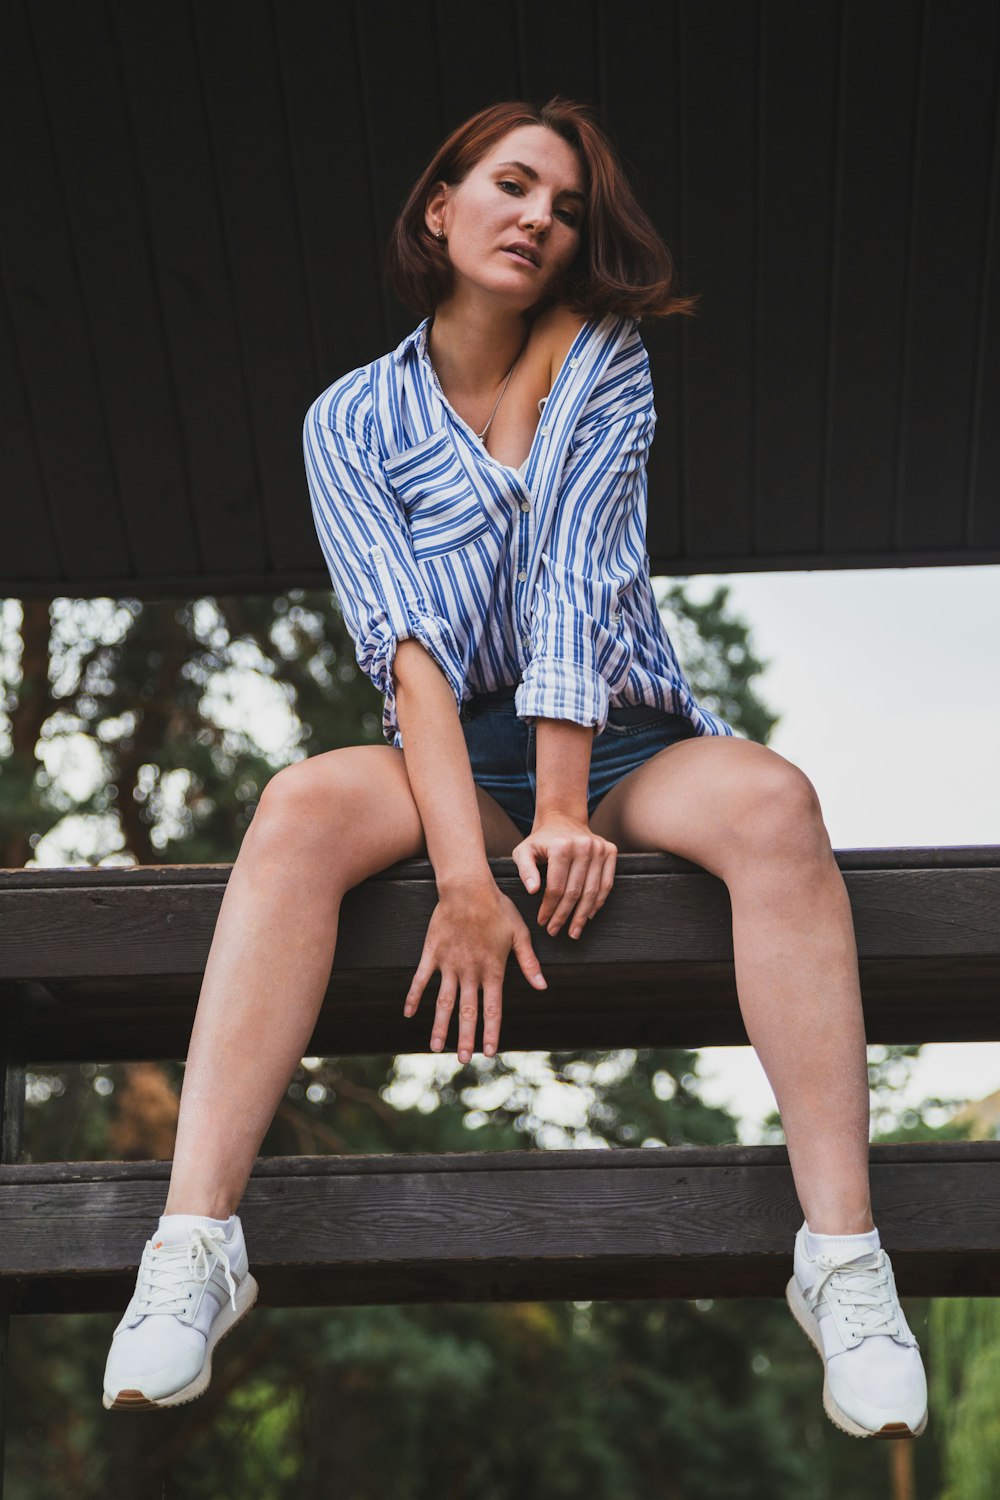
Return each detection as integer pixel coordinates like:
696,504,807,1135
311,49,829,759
540,848,589,934
568,854,609,938
430,975,457,1053
539,841,617,937
481,977,505,1057
403,959,431,1017
457,976,480,1065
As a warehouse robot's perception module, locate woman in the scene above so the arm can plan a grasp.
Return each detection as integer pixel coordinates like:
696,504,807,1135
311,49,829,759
103,97,927,1441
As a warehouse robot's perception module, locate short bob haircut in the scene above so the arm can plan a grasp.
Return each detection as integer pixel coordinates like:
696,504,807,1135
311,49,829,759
385,95,700,325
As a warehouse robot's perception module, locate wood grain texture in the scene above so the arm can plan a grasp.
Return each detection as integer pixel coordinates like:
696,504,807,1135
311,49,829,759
3,1143,1000,1310
3,0,1000,597
0,852,997,1059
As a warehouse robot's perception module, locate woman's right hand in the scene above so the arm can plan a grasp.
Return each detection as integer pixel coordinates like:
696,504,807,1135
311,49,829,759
402,882,548,1064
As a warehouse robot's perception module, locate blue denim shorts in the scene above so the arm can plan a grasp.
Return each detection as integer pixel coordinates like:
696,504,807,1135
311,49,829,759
459,686,699,837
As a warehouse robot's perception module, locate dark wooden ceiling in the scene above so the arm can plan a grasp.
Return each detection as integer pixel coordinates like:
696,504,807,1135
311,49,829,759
2,0,998,600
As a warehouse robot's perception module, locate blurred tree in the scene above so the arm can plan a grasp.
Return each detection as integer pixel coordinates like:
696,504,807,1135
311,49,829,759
0,582,958,1499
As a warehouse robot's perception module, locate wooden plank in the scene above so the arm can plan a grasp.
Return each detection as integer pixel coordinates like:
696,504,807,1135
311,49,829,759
28,0,202,581
1,854,997,1059
2,853,997,977
900,0,999,553
190,0,320,574
0,986,26,1496
3,1143,1000,1312
110,0,267,577
755,0,839,557
606,2,686,563
4,954,1000,1063
681,0,757,559
827,0,920,556
0,0,131,586
277,0,384,398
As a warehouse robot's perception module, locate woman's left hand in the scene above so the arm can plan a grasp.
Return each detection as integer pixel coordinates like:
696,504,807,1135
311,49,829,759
512,812,618,940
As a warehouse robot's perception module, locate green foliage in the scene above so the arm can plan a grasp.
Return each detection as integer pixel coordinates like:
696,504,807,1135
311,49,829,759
0,584,959,1498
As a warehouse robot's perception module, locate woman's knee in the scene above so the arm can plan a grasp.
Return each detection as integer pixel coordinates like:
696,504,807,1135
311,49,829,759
249,757,350,848
730,753,831,864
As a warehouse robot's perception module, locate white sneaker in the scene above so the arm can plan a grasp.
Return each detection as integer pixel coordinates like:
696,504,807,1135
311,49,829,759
103,1220,258,1410
785,1223,927,1438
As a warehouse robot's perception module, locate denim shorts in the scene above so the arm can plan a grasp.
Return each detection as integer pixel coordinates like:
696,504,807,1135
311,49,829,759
459,685,699,837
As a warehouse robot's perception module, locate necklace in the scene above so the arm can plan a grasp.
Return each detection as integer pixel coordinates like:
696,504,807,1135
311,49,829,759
426,322,531,445
476,337,527,441
476,328,530,438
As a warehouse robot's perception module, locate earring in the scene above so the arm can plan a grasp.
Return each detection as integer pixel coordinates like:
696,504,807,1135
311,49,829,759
436,227,444,239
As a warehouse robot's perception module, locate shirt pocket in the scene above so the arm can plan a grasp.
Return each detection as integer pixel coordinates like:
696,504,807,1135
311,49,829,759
383,428,490,561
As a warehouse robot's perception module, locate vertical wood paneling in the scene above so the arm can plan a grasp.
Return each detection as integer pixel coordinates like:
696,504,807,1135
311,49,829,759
826,0,921,555
755,0,839,559
191,0,319,575
898,1,999,553
111,0,266,577
604,2,686,564
436,0,521,137
680,0,758,561
0,0,131,588
513,0,599,107
279,2,386,388
970,40,1000,551
354,0,449,346
1,0,998,596
0,265,58,583
29,1,203,583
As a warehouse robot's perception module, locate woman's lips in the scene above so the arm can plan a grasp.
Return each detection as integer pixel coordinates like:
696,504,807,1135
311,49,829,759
503,248,539,269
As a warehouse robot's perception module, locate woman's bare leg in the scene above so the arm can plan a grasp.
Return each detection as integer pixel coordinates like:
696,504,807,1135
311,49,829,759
589,736,873,1234
164,745,520,1218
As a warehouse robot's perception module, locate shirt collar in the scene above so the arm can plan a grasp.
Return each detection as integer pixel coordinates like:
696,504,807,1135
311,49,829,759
391,316,431,366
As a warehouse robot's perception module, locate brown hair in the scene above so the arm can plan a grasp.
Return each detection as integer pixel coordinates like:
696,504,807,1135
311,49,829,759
384,95,700,325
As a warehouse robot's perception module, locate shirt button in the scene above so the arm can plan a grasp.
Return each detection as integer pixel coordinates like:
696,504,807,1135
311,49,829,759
517,569,527,581
540,426,550,436
569,358,579,368
521,634,530,647
520,500,531,512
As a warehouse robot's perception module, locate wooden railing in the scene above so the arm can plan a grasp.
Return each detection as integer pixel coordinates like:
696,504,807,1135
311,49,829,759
1,847,998,1486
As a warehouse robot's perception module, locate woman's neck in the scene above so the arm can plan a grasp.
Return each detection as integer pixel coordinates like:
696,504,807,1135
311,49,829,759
427,297,537,399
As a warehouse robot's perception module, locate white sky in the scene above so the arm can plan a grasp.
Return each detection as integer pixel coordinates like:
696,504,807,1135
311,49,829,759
676,563,1000,1142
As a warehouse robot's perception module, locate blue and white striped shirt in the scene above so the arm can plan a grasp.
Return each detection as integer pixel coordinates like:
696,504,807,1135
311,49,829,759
303,312,736,747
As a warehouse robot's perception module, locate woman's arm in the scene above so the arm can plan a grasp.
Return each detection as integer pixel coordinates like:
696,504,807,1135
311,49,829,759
533,718,592,824
393,639,492,891
393,638,549,1061
304,396,547,1058
303,394,467,745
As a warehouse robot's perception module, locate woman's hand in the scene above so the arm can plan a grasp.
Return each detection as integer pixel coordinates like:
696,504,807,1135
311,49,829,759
513,813,618,940
403,882,548,1064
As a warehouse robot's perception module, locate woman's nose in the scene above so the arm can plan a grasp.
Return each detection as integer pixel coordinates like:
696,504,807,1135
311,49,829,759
521,203,552,233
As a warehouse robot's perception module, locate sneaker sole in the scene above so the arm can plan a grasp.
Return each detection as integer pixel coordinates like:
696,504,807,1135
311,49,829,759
103,1271,259,1411
785,1274,927,1440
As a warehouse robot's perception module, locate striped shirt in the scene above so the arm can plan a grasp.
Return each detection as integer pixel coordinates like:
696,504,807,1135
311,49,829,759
303,311,736,747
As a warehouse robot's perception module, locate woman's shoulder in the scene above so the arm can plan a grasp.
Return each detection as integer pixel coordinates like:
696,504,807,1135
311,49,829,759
304,355,383,451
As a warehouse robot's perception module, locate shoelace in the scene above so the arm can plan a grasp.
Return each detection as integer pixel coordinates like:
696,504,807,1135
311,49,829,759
134,1226,238,1317
806,1250,904,1339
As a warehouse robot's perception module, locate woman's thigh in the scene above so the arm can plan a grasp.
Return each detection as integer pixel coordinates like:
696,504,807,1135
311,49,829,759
588,734,830,880
256,744,523,891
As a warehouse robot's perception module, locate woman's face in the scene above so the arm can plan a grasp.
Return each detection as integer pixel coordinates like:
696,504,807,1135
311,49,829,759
425,124,586,311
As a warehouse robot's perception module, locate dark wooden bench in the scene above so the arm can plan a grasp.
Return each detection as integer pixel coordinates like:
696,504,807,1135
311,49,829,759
1,847,999,1480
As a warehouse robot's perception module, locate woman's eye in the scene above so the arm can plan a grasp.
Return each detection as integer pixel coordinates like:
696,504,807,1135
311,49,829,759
499,180,578,228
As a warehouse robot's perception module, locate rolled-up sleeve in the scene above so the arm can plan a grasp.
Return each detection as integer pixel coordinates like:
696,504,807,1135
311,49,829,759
303,394,466,747
516,347,656,736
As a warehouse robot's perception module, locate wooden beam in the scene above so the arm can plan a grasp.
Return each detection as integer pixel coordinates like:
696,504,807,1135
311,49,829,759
0,852,997,1059
3,1142,1000,1312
